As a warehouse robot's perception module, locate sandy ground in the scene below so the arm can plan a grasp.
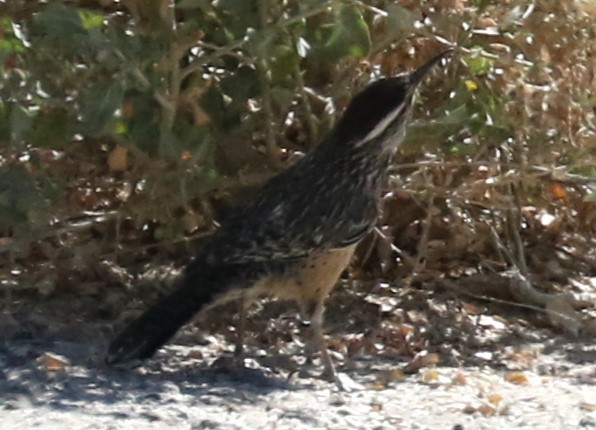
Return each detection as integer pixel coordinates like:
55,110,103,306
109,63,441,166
1,333,594,430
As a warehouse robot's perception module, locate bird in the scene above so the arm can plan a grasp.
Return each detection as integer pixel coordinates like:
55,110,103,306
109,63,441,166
105,49,452,385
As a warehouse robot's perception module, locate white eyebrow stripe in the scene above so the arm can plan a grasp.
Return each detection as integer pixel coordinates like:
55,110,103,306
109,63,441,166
357,102,406,146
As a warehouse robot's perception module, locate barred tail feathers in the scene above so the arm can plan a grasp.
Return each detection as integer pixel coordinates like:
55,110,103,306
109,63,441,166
105,262,245,366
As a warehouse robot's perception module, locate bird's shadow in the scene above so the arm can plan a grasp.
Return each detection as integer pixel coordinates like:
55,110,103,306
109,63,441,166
0,337,314,416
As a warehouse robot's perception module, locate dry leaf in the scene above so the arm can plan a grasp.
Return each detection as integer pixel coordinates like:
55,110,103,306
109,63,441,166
504,371,529,385
121,101,134,119
368,379,388,391
410,352,440,370
399,323,415,336
384,368,405,382
452,371,467,385
181,151,192,161
547,182,568,199
461,302,482,315
108,145,128,171
477,404,497,416
488,393,503,406
187,349,203,360
182,210,203,233
39,352,69,371
479,17,498,28
420,368,439,383
373,368,405,389
463,405,477,414
508,350,537,366
371,402,383,412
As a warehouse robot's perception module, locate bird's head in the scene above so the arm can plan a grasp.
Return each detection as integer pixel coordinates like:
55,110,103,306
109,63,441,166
334,49,452,153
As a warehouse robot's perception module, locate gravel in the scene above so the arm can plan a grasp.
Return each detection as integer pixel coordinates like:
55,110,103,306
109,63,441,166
1,337,594,430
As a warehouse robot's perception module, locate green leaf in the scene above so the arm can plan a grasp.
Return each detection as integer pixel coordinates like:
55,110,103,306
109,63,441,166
114,119,128,135
478,124,512,142
0,166,56,233
570,166,596,180
0,104,9,142
584,188,596,202
432,105,469,126
9,105,32,144
217,0,259,38
159,128,180,159
125,93,161,153
270,87,295,112
449,141,478,155
465,52,493,75
79,82,125,137
27,109,72,149
220,66,261,101
200,86,241,129
33,4,86,38
176,123,212,152
177,0,210,9
386,4,418,34
323,5,371,60
31,4,97,58
269,44,301,83
218,0,259,16
78,10,105,30
0,17,27,59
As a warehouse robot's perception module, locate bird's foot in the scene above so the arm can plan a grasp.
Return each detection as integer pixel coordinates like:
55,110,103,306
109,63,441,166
327,371,363,392
211,354,247,371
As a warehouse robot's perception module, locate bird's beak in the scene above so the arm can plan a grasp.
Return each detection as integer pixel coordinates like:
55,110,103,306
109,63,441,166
409,49,453,87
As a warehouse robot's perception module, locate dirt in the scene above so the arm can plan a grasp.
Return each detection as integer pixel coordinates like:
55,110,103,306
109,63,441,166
1,320,594,430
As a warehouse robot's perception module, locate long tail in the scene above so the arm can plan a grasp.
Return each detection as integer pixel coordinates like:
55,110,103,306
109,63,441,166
105,261,248,366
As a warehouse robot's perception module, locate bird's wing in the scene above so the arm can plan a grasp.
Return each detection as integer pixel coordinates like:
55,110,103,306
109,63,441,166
204,151,378,265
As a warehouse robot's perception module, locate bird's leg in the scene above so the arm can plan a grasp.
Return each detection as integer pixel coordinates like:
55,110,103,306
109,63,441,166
307,300,337,383
233,293,247,364
299,308,315,365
